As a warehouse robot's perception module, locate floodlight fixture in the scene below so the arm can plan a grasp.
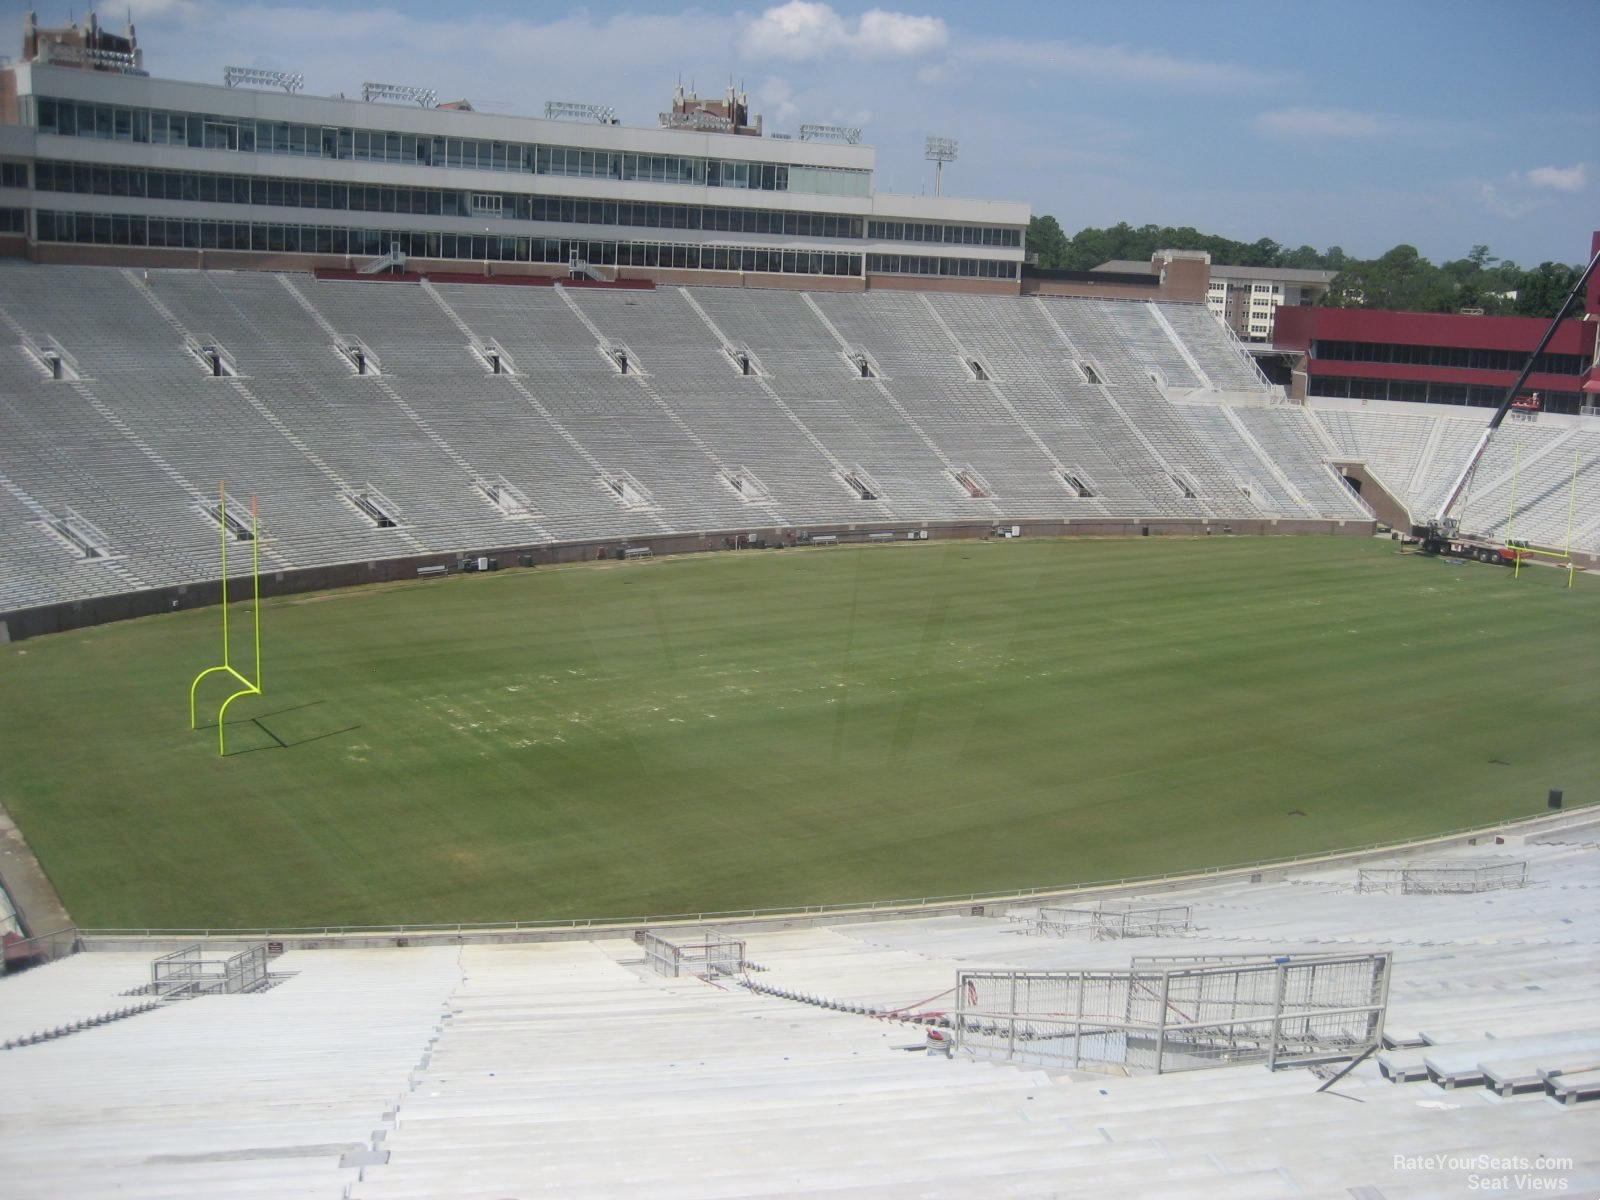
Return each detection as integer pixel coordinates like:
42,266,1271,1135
659,110,734,132
925,135,958,196
362,81,437,108
224,65,304,93
545,100,616,124
799,123,862,144
39,41,141,72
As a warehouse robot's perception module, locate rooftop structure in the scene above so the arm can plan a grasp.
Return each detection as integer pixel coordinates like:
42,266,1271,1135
1097,258,1338,343
17,9,144,76
662,82,759,136
1032,248,1213,303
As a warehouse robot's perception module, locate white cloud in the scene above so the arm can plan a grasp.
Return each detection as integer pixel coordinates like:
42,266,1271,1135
1524,164,1586,192
1476,182,1534,221
962,37,1291,89
856,9,947,58
123,5,734,119
757,77,800,126
1473,164,1588,221
1253,108,1391,139
741,2,947,61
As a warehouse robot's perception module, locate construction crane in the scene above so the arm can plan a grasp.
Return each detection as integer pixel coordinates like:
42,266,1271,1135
1414,247,1600,562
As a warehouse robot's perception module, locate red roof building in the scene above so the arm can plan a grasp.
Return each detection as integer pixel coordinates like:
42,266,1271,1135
1273,232,1600,416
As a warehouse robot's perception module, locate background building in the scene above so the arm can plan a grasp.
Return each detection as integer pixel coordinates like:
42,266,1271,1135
1025,248,1211,302
1094,258,1335,341
1273,302,1600,415
1206,265,1338,342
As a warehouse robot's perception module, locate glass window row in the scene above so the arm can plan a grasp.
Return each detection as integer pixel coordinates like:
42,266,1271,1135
1314,338,1586,377
867,220,1020,248
0,207,25,233
1309,374,1583,415
31,160,867,238
0,162,28,189
28,96,873,198
32,209,863,275
866,253,1018,280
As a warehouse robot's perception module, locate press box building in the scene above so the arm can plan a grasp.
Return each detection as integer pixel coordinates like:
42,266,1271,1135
0,13,1028,292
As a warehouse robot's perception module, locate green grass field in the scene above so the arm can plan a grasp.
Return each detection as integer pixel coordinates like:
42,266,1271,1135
2,536,1595,929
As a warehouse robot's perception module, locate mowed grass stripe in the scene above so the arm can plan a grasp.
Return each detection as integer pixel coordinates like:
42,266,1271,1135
1,536,1594,928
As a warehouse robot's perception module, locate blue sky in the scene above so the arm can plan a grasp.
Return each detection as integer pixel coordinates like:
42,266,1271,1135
9,0,1596,266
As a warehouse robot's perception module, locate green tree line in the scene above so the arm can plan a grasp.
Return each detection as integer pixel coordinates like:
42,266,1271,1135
1026,216,1583,319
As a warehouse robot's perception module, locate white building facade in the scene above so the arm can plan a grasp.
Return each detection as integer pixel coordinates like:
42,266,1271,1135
0,56,1028,292
1206,266,1337,342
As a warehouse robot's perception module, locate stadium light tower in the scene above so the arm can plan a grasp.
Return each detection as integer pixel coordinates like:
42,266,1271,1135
362,81,437,108
545,100,616,124
799,123,862,144
925,135,958,197
224,66,304,93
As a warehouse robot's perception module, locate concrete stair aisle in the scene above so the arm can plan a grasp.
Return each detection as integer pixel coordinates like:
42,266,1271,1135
0,378,229,590
693,289,991,521
1097,301,1205,390
354,939,1064,1199
1176,403,1299,514
1311,406,1436,507
930,294,1188,516
1157,303,1273,392
1033,298,1235,518
436,287,757,534
809,292,1074,517
894,321,1124,520
0,478,135,609
142,272,517,551
0,263,183,377
1232,405,1375,519
569,289,857,526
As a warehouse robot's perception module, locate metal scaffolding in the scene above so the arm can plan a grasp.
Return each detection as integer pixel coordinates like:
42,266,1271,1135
150,944,271,999
641,930,745,979
1030,902,1193,941
954,952,1390,1074
1357,858,1528,895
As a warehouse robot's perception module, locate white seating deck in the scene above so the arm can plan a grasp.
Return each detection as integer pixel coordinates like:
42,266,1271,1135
4,813,1596,1198
1306,404,1599,552
0,952,153,1043
1157,303,1272,391
4,260,1596,615
0,947,464,1200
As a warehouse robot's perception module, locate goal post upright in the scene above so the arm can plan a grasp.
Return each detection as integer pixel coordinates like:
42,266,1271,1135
1506,446,1578,585
1564,449,1579,587
188,482,264,754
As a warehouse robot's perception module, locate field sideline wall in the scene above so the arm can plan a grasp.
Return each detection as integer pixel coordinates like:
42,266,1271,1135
69,807,1590,954
0,519,1372,643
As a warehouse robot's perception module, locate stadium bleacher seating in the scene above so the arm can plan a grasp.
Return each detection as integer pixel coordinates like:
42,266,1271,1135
2,814,1596,1198
1,261,1594,617
1312,402,1600,545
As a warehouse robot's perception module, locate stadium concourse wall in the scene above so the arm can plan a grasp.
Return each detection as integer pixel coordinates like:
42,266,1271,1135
0,516,1372,643
58,806,1593,956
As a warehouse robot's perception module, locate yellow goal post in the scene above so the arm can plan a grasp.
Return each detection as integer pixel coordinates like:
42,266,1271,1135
188,482,263,754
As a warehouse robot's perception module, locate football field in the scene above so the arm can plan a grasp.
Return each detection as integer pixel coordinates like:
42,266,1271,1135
2,535,1595,929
